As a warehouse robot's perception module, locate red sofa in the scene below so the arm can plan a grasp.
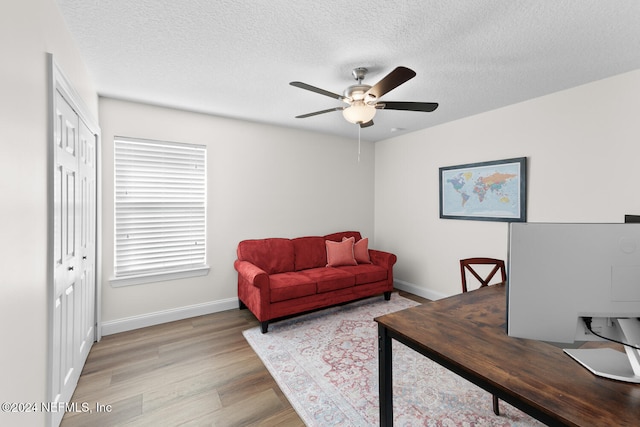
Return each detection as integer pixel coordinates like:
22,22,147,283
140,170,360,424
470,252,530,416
234,231,397,332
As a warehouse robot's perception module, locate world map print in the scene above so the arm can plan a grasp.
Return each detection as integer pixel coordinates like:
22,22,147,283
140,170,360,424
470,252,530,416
440,159,524,220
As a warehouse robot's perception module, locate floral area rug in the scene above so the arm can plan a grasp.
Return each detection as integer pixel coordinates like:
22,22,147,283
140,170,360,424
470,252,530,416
243,293,543,426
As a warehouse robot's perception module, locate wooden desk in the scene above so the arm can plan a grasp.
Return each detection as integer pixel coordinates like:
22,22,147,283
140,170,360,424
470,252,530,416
375,284,640,426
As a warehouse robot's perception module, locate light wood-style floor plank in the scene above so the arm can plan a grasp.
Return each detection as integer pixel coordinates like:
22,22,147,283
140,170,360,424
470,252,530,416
61,291,428,426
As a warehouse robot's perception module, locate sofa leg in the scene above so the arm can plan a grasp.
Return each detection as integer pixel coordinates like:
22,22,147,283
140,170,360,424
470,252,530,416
260,321,269,334
239,300,247,310
384,291,391,301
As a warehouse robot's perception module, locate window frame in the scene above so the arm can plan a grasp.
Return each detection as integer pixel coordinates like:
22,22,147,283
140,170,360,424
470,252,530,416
110,136,209,287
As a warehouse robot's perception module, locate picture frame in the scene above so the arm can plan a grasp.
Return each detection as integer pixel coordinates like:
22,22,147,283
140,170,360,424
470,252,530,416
439,157,527,222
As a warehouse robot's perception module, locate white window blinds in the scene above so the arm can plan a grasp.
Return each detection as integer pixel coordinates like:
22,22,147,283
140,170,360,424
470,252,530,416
114,137,206,278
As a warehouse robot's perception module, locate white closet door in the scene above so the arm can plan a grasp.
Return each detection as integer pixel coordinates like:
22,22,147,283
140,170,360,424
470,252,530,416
51,90,96,427
77,117,96,370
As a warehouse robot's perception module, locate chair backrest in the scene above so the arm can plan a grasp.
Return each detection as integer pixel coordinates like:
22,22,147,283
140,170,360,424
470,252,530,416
460,257,506,293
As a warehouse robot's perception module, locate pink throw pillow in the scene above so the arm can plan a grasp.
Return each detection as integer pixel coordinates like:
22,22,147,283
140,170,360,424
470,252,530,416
326,237,357,267
354,237,372,264
343,236,372,264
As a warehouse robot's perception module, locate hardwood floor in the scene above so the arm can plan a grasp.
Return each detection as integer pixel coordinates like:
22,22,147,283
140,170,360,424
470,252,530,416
61,291,429,427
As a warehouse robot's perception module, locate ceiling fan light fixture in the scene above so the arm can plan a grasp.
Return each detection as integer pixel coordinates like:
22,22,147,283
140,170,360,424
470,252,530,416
342,101,376,124
291,66,437,127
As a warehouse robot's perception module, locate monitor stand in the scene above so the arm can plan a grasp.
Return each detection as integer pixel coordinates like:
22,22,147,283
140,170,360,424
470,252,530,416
564,318,640,384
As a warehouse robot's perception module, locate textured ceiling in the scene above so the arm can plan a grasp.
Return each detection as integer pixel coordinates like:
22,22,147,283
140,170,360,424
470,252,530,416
55,0,640,142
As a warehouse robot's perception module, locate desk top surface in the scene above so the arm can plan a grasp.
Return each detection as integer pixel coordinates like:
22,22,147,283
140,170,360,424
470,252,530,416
375,284,640,426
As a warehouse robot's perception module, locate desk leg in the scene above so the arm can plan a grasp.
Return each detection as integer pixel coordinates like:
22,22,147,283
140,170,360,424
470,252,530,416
378,323,393,426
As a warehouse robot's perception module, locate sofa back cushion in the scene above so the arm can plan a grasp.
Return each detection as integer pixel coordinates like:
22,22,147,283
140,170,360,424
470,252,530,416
324,231,362,242
293,236,327,271
237,238,294,274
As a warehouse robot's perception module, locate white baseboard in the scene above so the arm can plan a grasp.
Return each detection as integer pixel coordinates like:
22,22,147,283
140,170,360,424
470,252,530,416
394,279,449,301
100,297,240,336
100,283,447,336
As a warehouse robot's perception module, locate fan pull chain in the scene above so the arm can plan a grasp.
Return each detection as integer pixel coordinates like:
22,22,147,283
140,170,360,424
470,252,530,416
358,125,361,163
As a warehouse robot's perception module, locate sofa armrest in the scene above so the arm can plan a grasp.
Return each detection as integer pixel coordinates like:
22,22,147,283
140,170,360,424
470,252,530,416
369,249,397,270
234,259,269,289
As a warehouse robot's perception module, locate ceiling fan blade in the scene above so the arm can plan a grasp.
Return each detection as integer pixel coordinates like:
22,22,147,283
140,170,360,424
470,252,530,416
295,107,344,119
359,120,374,128
290,81,344,100
366,66,416,99
378,101,439,112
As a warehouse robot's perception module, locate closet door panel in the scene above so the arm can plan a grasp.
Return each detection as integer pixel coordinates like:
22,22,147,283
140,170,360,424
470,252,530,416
51,90,95,421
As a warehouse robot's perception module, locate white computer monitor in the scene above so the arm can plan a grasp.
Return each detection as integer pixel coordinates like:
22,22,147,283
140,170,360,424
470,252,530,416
507,223,640,383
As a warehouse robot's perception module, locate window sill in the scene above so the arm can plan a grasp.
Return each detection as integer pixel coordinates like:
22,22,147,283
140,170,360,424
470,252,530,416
109,266,210,287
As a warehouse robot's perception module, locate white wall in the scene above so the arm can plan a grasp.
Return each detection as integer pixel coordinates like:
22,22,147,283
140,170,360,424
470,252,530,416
375,69,640,300
99,98,375,331
0,1,98,426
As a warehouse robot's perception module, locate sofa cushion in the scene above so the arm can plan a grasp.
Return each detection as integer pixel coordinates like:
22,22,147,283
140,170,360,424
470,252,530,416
237,238,294,274
337,264,388,285
326,238,358,267
293,236,327,271
269,272,316,303
299,267,355,293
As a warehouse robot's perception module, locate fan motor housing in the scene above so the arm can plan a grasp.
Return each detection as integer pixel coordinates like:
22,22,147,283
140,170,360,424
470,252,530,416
343,84,372,102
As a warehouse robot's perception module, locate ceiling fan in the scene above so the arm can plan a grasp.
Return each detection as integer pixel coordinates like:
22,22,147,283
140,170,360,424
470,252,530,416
290,66,438,128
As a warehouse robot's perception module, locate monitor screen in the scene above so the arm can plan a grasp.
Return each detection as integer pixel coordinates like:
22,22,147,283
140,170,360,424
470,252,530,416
507,223,640,382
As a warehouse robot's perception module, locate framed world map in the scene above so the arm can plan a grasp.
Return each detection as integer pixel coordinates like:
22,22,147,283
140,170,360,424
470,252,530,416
439,157,527,222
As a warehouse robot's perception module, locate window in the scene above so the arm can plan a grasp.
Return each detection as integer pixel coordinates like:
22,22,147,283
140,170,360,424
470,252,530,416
111,137,208,286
